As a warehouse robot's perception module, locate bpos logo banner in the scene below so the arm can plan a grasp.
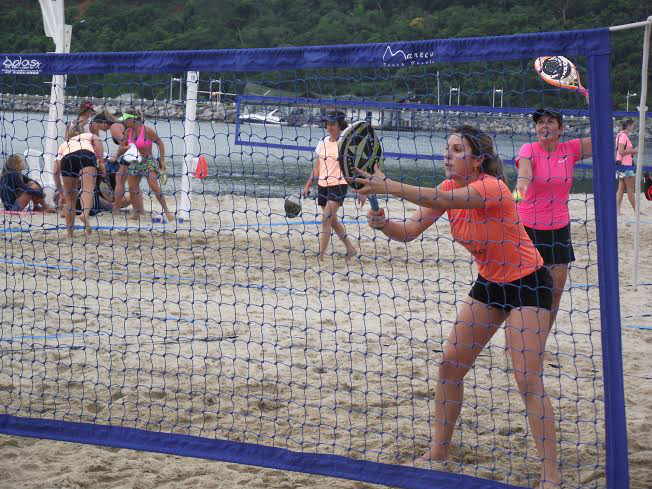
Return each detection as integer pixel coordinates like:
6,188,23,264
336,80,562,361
2,56,43,75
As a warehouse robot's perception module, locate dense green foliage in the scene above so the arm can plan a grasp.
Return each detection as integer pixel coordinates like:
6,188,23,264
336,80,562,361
0,0,650,108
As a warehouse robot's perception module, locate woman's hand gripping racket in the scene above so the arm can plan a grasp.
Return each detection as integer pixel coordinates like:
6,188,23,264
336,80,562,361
534,56,588,99
338,120,382,211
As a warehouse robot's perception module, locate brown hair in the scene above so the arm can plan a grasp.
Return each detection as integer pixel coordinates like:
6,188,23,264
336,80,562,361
620,117,634,130
67,126,82,139
453,125,506,183
78,100,95,116
2,154,24,176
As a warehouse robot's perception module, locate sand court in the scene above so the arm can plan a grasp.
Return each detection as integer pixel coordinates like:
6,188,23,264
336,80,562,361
1,193,651,488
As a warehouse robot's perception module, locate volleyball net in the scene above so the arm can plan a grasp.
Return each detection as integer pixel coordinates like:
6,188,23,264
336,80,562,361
0,29,629,489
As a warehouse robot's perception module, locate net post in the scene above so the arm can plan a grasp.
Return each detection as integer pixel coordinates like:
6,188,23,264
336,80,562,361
180,71,200,221
587,51,630,489
632,16,651,289
39,0,70,206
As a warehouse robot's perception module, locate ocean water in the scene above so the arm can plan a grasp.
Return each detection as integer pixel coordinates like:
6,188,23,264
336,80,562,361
2,112,650,198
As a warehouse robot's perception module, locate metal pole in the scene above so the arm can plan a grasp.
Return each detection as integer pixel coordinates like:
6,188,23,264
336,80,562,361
39,0,69,206
632,16,651,288
609,19,652,31
180,71,199,221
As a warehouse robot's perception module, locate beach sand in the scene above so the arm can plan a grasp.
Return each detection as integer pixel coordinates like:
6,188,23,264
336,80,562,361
0,192,650,489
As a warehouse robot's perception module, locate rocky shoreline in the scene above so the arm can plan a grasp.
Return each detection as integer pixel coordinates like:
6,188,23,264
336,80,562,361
1,93,648,138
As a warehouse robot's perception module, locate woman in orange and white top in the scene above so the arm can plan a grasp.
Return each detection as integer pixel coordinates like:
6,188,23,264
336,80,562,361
615,117,640,215
303,110,357,261
54,120,104,238
354,125,559,489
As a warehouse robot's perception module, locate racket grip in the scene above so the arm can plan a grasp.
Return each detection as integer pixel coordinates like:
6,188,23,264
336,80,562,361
369,195,379,211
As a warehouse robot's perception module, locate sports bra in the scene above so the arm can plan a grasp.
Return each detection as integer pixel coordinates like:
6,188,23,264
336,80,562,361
127,125,152,151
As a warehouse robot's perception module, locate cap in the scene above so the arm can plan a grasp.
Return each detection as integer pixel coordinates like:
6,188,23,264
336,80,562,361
321,110,346,123
117,112,140,122
80,100,95,113
532,108,563,125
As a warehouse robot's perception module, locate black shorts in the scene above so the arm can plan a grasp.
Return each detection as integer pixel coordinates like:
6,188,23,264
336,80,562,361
317,184,348,207
524,224,575,265
469,267,553,312
60,150,97,177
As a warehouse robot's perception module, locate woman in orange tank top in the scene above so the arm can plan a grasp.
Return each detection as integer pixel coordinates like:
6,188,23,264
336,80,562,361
354,125,559,489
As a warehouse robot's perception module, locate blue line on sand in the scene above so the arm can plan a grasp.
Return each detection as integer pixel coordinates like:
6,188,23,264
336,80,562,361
233,219,363,229
0,258,194,282
1,223,170,234
0,331,105,342
0,258,304,295
623,324,652,331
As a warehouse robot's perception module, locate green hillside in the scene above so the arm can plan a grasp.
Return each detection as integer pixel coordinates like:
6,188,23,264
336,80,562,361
0,0,650,108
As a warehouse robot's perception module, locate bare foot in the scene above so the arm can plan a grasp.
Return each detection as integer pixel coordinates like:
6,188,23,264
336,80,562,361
345,246,357,261
165,212,175,223
129,211,144,221
79,215,93,236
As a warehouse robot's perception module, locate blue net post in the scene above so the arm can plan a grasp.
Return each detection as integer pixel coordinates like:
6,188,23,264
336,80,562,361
587,48,630,489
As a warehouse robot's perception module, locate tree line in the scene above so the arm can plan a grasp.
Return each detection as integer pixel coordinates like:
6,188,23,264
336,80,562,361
0,0,650,109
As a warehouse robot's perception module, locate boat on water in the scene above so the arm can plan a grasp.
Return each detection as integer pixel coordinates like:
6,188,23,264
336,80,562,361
238,108,287,125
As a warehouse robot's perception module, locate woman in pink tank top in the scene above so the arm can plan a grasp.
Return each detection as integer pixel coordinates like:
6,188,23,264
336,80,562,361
515,108,592,363
615,117,640,214
117,109,174,223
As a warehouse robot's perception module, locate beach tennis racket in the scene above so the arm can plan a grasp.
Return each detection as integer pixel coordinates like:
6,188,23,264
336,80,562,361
338,120,382,211
534,56,588,97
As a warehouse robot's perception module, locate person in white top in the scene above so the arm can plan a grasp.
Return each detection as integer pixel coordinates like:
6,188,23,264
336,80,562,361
65,100,95,140
303,111,358,261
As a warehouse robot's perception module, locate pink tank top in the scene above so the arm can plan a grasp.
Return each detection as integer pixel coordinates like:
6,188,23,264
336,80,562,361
127,125,152,151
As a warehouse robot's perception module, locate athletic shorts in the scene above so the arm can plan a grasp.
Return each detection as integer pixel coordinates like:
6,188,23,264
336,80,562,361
127,156,159,177
60,150,97,177
317,184,348,207
469,266,553,312
616,169,635,179
524,224,575,265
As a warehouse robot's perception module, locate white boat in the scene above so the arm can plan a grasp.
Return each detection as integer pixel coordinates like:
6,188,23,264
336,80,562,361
238,108,287,125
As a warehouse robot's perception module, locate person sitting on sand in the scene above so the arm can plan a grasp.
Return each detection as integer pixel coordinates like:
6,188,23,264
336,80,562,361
0,154,54,213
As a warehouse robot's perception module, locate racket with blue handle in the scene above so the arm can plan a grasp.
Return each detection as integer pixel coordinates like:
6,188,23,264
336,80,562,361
338,120,382,211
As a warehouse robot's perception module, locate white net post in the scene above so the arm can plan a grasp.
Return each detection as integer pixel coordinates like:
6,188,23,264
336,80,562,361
179,71,199,221
632,16,651,288
39,0,70,205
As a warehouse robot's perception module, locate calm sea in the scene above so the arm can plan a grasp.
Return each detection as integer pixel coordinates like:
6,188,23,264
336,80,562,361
2,111,650,198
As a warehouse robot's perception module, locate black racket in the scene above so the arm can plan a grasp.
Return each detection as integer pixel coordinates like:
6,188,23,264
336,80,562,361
338,120,382,210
